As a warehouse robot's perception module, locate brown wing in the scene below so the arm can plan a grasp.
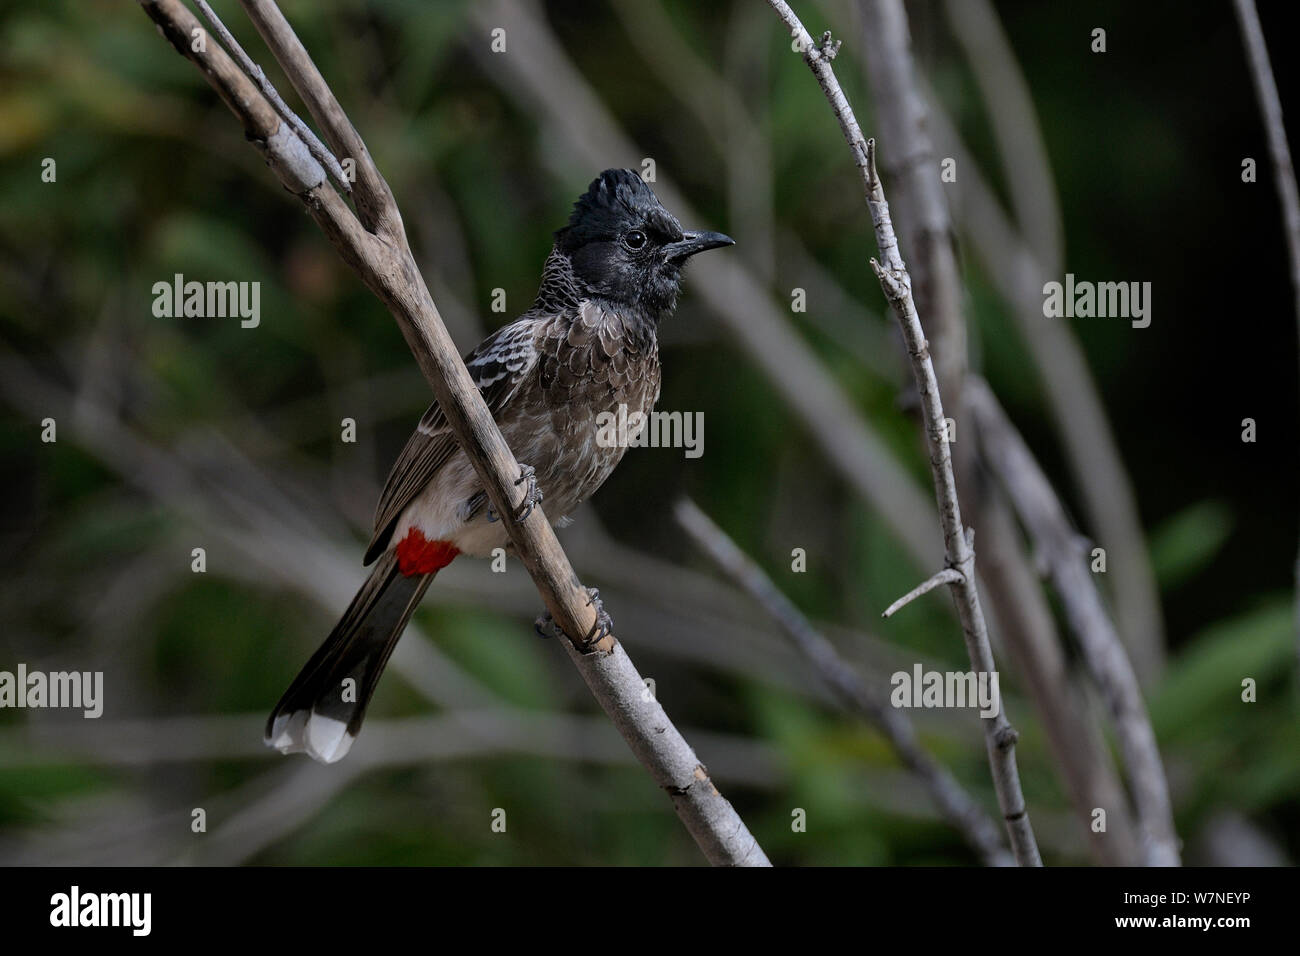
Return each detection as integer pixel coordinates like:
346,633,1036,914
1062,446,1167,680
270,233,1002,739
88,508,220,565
363,318,540,564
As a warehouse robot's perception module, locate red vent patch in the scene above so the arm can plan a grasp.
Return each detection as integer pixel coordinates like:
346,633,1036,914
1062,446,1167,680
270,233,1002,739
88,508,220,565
394,529,460,576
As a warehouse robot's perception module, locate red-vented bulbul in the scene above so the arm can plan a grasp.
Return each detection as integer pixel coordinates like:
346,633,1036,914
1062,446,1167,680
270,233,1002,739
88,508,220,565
266,169,733,762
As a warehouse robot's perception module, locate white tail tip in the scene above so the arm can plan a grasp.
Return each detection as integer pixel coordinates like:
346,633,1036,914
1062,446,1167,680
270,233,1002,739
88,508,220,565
266,709,355,764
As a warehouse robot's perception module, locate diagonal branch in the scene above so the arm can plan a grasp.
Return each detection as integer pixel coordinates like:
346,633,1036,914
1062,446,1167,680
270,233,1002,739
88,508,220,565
765,0,1041,866
135,0,768,866
920,90,1165,683
676,498,1013,866
852,0,1138,863
968,379,1180,866
193,0,351,194
235,0,396,233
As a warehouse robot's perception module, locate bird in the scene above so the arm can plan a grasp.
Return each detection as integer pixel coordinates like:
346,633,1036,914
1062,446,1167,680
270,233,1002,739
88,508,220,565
265,168,734,763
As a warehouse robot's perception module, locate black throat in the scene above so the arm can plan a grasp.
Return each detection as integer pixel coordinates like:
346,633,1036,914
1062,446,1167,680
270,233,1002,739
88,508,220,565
534,247,663,336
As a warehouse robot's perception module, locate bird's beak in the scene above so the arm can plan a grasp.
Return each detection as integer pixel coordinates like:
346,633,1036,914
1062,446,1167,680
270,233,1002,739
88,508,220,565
664,230,735,263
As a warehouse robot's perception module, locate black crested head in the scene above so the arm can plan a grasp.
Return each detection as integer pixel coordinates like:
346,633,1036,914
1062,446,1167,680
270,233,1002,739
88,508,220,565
553,169,733,316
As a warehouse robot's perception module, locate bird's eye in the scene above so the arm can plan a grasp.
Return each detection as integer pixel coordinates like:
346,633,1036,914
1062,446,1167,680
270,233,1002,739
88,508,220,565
623,230,646,250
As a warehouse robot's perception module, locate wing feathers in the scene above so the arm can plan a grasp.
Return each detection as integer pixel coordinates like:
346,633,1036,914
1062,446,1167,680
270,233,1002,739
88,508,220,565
364,319,540,563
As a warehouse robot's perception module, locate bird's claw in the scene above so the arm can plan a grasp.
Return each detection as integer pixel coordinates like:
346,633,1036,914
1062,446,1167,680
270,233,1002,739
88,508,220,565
534,610,558,640
487,464,543,523
531,587,614,648
583,587,614,646
513,465,543,522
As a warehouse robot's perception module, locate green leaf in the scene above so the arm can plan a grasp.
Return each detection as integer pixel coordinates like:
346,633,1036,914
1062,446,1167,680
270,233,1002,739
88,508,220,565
1150,600,1292,739
1149,500,1233,590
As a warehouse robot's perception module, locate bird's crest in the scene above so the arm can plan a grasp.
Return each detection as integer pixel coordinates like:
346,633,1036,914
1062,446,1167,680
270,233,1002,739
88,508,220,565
559,168,682,246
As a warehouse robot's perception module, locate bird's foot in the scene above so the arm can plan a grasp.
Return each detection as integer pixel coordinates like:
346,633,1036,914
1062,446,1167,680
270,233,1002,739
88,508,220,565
487,464,543,523
534,610,558,640
532,587,614,648
513,465,543,521
583,587,614,646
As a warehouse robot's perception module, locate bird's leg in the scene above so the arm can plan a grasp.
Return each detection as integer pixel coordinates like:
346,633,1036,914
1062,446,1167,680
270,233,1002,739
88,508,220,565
532,587,614,648
512,464,543,521
487,464,543,523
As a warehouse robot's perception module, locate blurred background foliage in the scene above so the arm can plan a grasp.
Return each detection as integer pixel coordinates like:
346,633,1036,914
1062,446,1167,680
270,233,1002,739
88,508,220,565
0,0,1297,865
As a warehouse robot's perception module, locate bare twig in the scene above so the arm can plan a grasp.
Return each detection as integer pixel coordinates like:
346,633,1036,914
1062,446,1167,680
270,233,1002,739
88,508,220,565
966,476,1142,864
193,0,351,194
675,498,1012,866
1231,0,1300,666
851,0,1138,863
922,91,1165,683
855,0,966,403
4,710,780,781
136,0,767,866
882,568,964,619
968,379,1180,866
766,0,1040,866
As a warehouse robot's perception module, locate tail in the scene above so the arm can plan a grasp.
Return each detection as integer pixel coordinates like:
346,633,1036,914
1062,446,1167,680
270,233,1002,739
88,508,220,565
265,549,436,764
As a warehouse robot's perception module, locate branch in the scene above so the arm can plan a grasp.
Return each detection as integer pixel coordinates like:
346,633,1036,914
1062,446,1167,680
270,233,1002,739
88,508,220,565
766,0,1041,866
855,0,966,403
193,0,351,194
676,498,1012,866
922,89,1165,683
136,0,768,866
1231,0,1300,667
968,379,1180,866
882,568,964,619
853,0,1138,863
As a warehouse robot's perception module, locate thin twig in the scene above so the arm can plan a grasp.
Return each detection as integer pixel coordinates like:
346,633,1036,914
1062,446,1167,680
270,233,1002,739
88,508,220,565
136,0,768,867
921,90,1166,683
852,0,1139,863
193,0,352,194
968,378,1180,866
882,568,964,619
766,0,1041,866
1231,0,1300,668
855,0,966,404
675,498,1012,866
